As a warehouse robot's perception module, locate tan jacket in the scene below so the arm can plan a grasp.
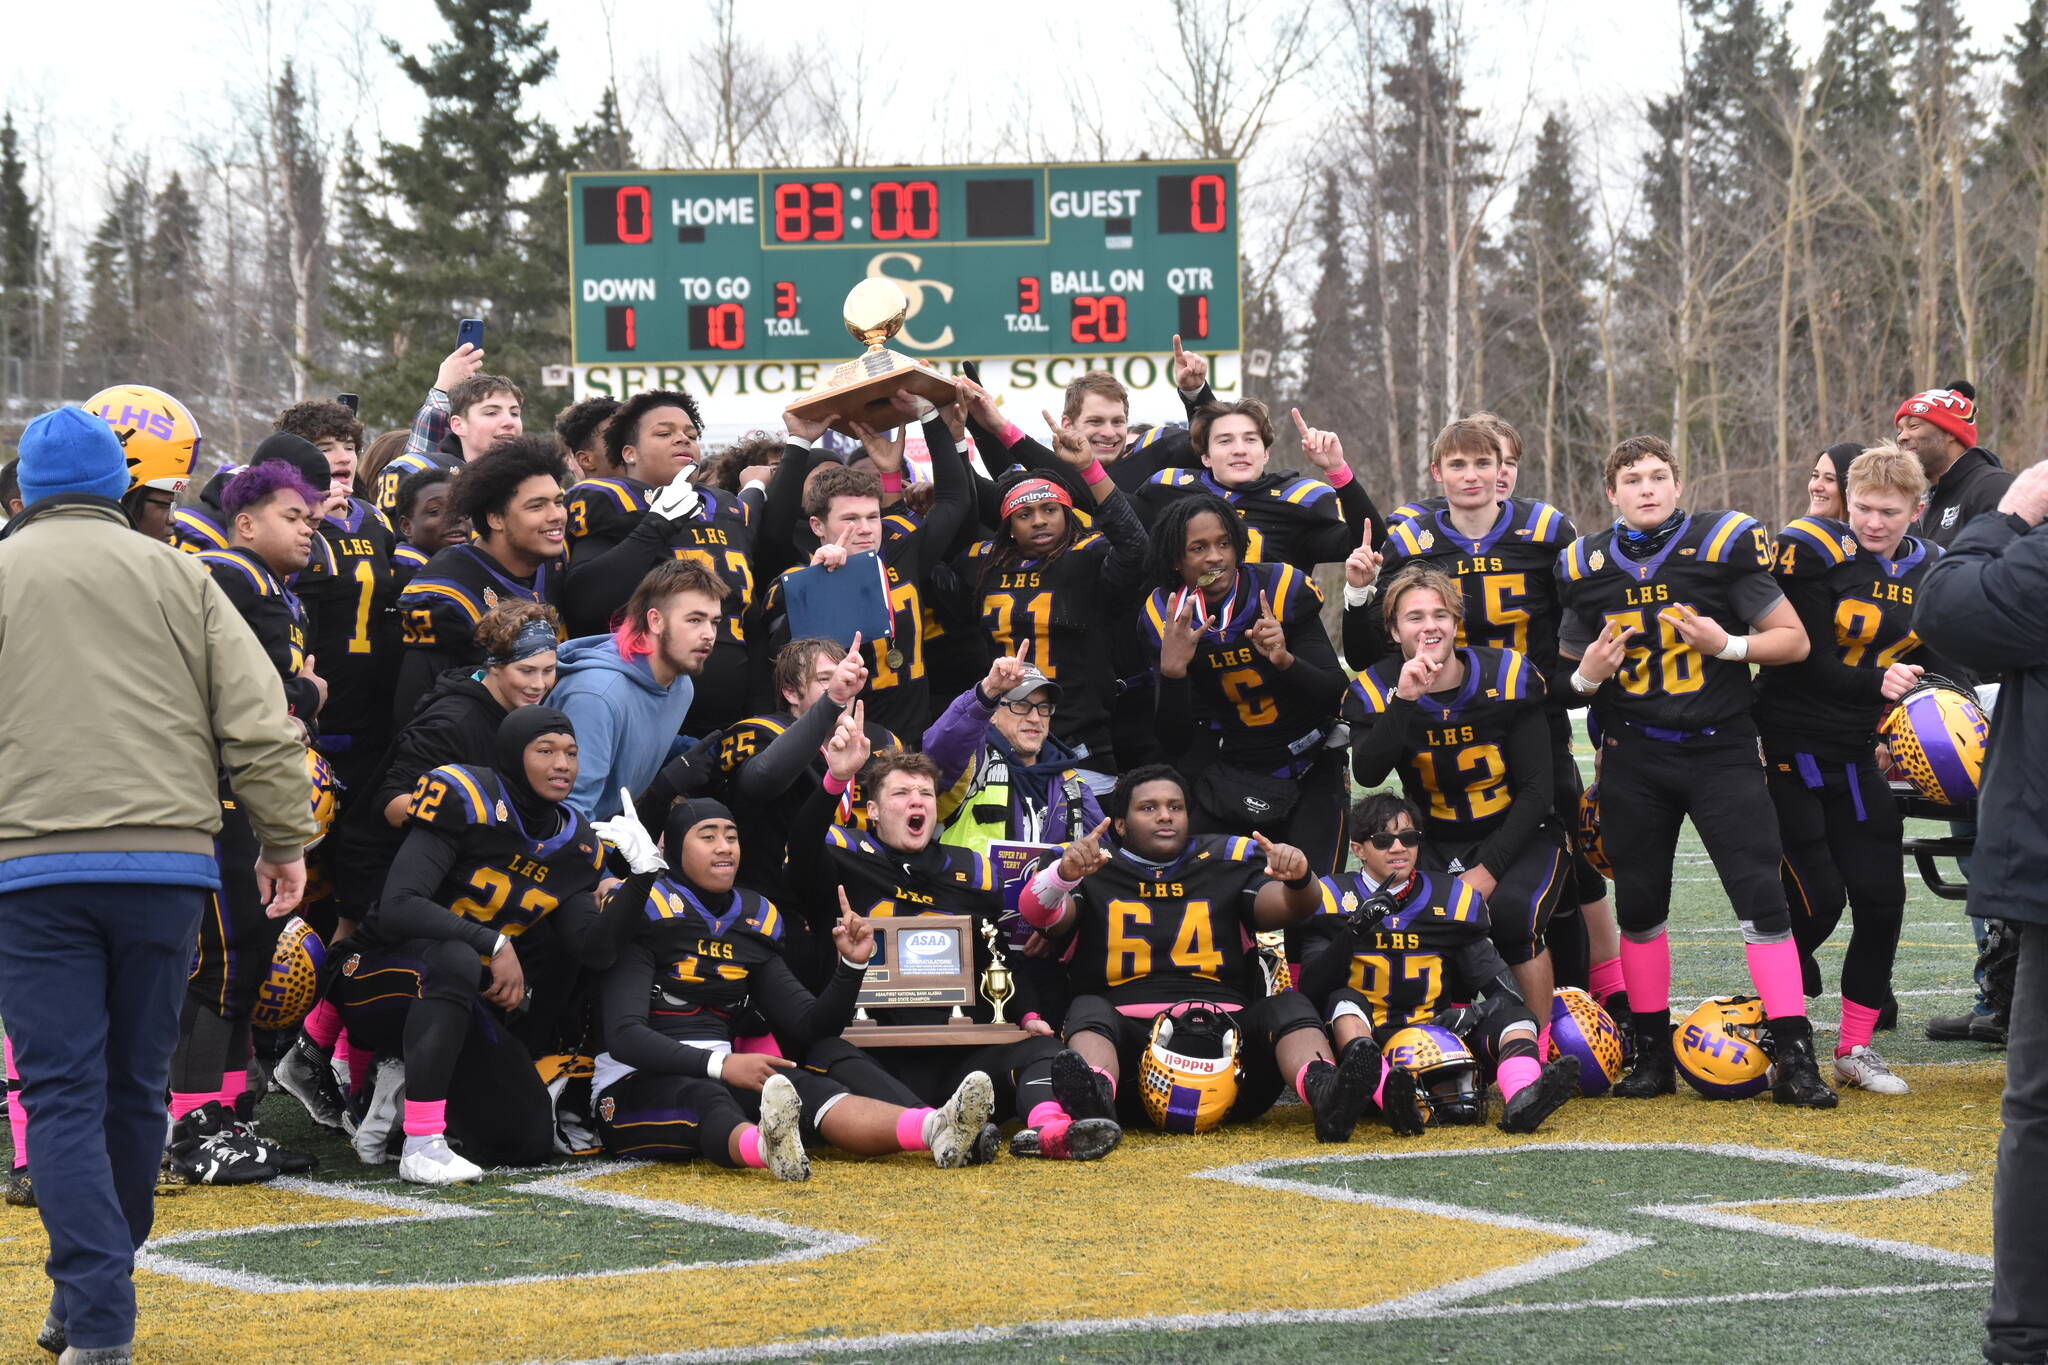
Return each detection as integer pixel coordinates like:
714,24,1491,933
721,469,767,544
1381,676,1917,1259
0,502,317,867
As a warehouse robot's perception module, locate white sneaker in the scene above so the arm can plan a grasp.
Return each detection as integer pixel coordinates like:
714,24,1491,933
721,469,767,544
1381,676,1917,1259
397,1133,484,1186
352,1059,406,1165
926,1070,996,1170
756,1074,809,1182
1833,1045,1910,1095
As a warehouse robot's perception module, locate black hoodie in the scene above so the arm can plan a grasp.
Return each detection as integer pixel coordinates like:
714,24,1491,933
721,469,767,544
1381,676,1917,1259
1916,446,2014,549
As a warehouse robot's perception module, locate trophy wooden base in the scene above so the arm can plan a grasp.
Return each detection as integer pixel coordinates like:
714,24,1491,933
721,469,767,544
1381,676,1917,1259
842,1020,1030,1048
785,356,958,437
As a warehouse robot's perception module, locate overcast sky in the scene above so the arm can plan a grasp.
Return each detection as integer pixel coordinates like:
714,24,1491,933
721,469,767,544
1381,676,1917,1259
1,0,2031,253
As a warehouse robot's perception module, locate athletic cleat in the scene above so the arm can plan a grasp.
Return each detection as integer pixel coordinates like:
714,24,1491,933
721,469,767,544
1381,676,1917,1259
166,1107,279,1186
755,1074,809,1182
397,1133,484,1186
1833,1045,1909,1095
5,1166,32,1208
273,1034,349,1131
1765,1019,1839,1109
35,1311,63,1355
1049,1049,1115,1122
1499,1055,1580,1134
1009,1116,1123,1161
224,1115,316,1174
962,1121,1002,1166
927,1071,996,1169
352,1058,406,1165
1306,1036,1380,1143
1379,1065,1426,1137
1612,1015,1677,1098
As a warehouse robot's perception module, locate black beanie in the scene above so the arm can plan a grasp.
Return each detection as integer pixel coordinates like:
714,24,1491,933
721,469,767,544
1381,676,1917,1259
251,432,331,491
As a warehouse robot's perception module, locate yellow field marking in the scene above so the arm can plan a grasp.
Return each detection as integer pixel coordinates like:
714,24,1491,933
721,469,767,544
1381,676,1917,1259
0,1058,2002,1365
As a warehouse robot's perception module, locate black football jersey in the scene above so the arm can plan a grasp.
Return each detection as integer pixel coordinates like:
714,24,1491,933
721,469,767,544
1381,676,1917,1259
196,547,318,723
1371,499,1577,670
633,880,791,1042
379,763,604,941
958,522,1143,764
718,710,902,892
1066,835,1268,1008
821,822,998,923
295,499,401,741
563,476,652,564
1555,510,1784,733
1140,561,1339,768
373,450,460,516
1300,870,1490,1028
391,542,432,589
1753,516,1945,759
396,542,563,659
1345,646,1545,843
1136,467,1351,571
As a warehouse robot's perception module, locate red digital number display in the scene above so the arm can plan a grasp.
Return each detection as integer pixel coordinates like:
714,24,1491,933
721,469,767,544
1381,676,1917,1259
1069,294,1128,345
871,180,939,240
772,182,845,241
689,303,746,351
1190,174,1227,233
774,281,797,319
1017,277,1040,314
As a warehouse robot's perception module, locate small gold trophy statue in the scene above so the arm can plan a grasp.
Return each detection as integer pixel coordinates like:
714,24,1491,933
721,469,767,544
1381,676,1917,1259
978,920,1017,1026
784,278,959,437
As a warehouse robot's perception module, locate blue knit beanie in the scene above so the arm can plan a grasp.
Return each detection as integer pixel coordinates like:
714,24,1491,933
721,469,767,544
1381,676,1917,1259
18,406,132,507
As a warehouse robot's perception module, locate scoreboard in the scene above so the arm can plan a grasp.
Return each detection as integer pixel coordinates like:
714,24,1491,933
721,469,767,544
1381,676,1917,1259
567,161,1240,368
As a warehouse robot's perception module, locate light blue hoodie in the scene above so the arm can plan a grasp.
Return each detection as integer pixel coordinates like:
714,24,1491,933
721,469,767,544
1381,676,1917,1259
548,633,695,821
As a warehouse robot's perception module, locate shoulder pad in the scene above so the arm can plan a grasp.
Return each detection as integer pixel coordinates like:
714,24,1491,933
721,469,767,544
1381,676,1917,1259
1314,877,1346,917
1349,670,1394,716
409,765,502,828
393,544,430,568
173,509,232,552
1265,562,1323,613
571,479,643,514
1385,518,1438,560
1389,500,1435,523
1072,532,1104,551
947,848,995,893
1139,589,1174,647
196,550,272,598
824,823,883,858
1775,516,1854,576
1217,834,1259,863
1145,469,1198,488
883,511,921,539
1445,879,1491,927
1557,537,1598,582
719,716,788,771
399,576,486,626
1272,476,1335,508
1495,648,1542,702
743,897,786,943
1696,510,1770,569
965,539,995,561
1516,499,1575,546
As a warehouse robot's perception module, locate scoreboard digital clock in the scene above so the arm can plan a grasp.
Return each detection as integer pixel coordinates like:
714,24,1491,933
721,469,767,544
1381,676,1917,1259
567,160,1240,367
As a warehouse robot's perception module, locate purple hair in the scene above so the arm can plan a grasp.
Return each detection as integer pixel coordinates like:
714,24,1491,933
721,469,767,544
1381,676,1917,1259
222,460,321,519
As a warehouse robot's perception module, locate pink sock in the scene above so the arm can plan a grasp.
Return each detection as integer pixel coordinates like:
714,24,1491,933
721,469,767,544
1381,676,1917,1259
1537,1025,1553,1060
1027,1100,1068,1129
1744,939,1806,1020
401,1099,446,1137
895,1107,933,1152
302,1001,343,1051
1497,1054,1541,1102
1589,956,1626,1002
168,1091,213,1122
337,1037,374,1096
1372,1057,1391,1108
1091,1066,1117,1098
1617,933,1672,1014
217,1068,248,1111
5,1039,25,1167
1293,1061,1316,1106
1838,997,1883,1057
736,1125,766,1168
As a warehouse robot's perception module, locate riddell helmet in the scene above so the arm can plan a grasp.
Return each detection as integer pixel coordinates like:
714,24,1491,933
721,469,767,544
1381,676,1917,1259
1879,678,1988,805
250,916,326,1032
1548,987,1626,1096
305,749,342,850
1138,1002,1241,1134
85,384,203,494
1385,1024,1485,1125
1675,994,1774,1099
1576,785,1611,878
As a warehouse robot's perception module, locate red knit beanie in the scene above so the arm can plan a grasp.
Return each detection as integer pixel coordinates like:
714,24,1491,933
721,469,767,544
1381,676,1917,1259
1894,380,1977,450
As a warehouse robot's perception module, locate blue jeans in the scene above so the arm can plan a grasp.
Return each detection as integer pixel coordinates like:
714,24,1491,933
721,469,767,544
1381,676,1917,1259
0,882,204,1349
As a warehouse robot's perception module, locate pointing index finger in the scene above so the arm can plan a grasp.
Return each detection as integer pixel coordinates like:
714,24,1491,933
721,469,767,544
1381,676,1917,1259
1291,406,1311,438
1171,333,1185,360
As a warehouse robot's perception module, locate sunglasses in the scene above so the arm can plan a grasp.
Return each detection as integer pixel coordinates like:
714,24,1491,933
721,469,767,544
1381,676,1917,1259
999,699,1056,717
1364,830,1422,850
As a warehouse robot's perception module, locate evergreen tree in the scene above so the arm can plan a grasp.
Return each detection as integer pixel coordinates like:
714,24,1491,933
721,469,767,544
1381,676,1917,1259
74,177,148,393
0,113,39,387
142,173,206,400
1299,167,1366,461
1502,112,1599,507
266,61,330,398
330,0,571,425
571,85,637,170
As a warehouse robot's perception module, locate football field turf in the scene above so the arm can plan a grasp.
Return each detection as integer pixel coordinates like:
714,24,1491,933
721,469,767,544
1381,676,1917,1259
0,806,2005,1364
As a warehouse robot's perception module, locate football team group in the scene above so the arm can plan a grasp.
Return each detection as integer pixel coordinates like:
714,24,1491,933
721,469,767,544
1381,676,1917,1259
0,335,2022,1359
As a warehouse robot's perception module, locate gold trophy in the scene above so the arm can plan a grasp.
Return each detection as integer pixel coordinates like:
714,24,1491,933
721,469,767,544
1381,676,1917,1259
784,278,959,437
978,920,1017,1026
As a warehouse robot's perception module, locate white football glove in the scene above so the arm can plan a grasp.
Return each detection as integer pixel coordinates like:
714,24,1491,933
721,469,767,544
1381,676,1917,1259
648,479,702,523
593,789,666,874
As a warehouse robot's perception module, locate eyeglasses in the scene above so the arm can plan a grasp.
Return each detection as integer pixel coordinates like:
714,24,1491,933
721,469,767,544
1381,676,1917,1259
999,699,1056,717
1364,830,1422,850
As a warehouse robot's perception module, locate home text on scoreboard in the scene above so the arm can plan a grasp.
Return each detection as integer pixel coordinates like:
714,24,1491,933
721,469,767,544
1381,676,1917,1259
567,161,1241,367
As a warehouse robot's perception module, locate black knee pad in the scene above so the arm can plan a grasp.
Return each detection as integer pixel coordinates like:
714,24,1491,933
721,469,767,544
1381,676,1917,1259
1062,993,1123,1044
1743,908,1792,940
418,938,485,1007
1249,989,1324,1045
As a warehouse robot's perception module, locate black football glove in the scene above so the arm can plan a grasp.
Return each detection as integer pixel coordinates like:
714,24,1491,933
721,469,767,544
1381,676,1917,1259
1345,890,1401,935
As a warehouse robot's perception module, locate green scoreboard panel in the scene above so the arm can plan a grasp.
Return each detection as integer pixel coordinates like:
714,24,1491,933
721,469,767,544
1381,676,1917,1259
567,160,1239,367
